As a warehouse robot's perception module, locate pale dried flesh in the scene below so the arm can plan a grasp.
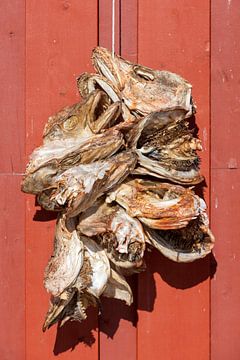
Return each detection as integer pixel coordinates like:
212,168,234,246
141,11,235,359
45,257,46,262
78,198,146,269
21,47,214,332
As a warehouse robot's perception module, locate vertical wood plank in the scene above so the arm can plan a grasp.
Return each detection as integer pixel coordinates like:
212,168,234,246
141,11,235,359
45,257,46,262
121,0,138,62
0,2,26,359
211,171,240,360
137,1,211,359
99,1,138,359
99,0,121,54
25,1,99,359
211,0,240,170
211,1,240,359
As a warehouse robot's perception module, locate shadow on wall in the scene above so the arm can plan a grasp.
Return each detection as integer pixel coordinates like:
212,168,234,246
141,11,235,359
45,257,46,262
53,307,98,355
51,248,217,355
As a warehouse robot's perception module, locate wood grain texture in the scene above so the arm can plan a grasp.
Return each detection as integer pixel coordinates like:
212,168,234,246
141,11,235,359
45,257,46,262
99,2,138,359
211,1,240,359
25,1,99,359
137,1,211,359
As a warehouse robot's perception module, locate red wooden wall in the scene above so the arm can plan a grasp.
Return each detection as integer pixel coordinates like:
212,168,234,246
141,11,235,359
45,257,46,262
0,1,239,359
211,1,240,359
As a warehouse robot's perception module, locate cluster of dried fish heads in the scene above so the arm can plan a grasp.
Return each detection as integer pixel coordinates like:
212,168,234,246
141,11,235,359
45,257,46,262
22,47,214,331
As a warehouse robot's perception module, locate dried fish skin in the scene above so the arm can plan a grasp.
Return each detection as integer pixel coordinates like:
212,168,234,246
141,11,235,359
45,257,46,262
78,198,146,266
145,213,215,262
92,47,194,117
21,128,124,194
44,215,84,297
38,151,137,217
107,178,206,230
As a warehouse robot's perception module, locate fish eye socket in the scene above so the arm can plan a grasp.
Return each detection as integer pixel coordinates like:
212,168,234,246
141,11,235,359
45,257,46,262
133,66,155,81
63,116,78,131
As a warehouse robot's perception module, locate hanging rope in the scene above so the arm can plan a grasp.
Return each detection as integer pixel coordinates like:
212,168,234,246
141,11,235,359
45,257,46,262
112,0,115,57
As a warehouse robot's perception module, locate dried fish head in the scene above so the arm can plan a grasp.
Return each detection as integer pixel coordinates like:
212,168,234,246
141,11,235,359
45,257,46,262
92,46,194,117
43,89,120,141
107,178,206,230
79,236,133,305
22,127,124,194
43,229,109,331
77,72,136,125
42,288,77,332
44,214,84,297
38,151,137,216
43,91,99,142
131,117,203,184
21,89,127,194
46,238,104,328
43,235,133,331
78,198,146,269
145,213,215,262
43,286,100,331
